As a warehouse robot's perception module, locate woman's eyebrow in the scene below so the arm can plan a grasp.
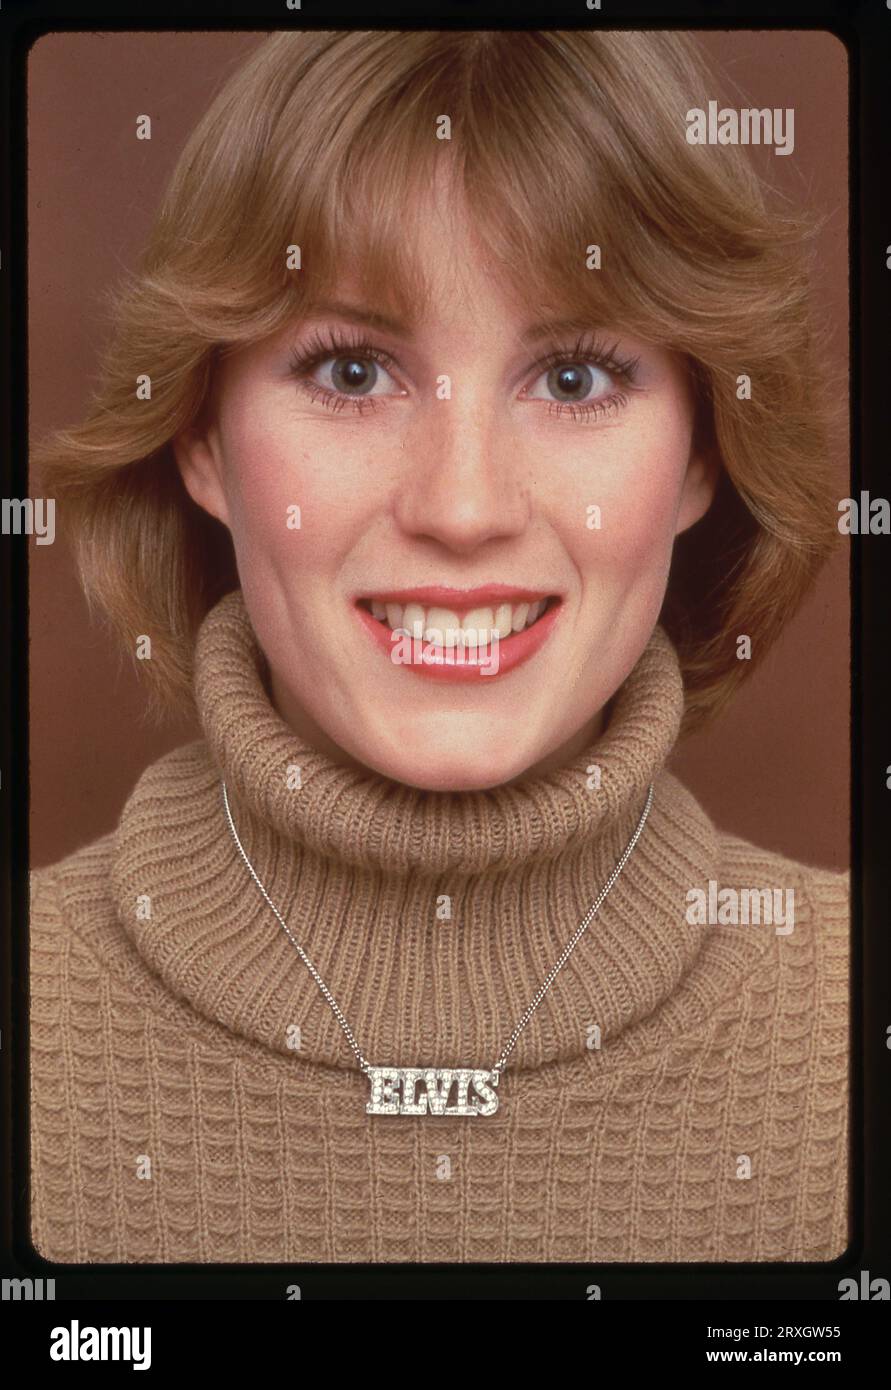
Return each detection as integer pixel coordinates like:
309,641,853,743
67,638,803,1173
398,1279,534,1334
302,299,415,338
300,302,604,348
520,316,597,344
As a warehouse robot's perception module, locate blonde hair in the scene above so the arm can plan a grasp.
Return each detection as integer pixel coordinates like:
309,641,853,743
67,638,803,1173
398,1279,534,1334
34,29,842,730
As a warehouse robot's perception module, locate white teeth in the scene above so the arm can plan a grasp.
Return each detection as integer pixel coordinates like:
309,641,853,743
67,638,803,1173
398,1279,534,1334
369,597,552,641
422,607,461,647
462,607,494,647
493,603,513,640
402,602,426,638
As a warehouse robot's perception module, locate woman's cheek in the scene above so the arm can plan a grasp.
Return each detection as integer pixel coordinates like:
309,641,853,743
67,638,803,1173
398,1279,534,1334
614,489,678,581
226,436,359,577
559,445,682,586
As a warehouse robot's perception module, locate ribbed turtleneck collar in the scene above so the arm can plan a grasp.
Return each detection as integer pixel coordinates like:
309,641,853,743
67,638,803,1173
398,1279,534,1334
112,588,721,1078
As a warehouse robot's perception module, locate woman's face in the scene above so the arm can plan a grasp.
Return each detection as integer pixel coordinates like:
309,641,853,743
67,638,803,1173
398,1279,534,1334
175,193,716,791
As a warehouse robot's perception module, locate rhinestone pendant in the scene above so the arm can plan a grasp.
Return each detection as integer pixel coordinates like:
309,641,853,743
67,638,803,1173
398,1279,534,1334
365,1066,500,1116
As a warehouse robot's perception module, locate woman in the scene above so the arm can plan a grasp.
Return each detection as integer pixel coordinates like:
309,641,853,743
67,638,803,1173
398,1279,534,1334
30,29,848,1264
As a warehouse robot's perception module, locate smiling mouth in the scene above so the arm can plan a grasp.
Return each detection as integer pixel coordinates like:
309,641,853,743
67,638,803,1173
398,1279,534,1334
356,595,561,647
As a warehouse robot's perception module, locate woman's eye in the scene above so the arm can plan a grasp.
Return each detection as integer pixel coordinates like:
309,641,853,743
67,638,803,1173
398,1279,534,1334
526,361,614,405
311,354,397,397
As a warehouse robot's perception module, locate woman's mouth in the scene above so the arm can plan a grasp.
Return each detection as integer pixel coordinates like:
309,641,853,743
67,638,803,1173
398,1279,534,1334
352,587,563,681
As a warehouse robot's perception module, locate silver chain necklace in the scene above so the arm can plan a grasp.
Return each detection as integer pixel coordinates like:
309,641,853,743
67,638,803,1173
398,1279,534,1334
221,778,654,1118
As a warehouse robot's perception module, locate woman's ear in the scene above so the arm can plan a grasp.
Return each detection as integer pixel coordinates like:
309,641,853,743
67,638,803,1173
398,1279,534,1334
675,441,720,537
172,424,231,529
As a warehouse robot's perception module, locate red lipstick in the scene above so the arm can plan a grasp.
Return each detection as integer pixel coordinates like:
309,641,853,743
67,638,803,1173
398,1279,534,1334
353,594,562,682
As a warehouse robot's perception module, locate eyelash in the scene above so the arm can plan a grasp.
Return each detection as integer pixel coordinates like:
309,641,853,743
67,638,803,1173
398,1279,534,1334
287,329,398,417
286,327,642,422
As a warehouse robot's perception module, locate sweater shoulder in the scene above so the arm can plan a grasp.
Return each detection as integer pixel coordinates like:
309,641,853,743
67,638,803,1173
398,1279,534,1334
716,827,848,891
709,830,849,1030
31,828,116,907
29,740,222,1032
29,829,118,982
715,829,849,948
30,738,213,925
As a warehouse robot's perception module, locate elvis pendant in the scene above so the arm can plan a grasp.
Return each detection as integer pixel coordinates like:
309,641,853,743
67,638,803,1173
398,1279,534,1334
365,1066,500,1116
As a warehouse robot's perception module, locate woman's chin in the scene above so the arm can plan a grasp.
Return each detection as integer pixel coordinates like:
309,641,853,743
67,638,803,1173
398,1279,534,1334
353,737,548,794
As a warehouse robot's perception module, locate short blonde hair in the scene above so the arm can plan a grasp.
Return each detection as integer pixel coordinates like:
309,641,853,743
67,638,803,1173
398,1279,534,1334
34,29,842,730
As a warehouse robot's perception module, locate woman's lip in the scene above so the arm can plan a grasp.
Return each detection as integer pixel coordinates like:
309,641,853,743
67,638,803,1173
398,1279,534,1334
355,584,556,609
353,599,562,682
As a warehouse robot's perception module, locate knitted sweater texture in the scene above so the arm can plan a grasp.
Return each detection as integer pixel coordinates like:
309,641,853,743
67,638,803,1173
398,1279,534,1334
29,590,849,1263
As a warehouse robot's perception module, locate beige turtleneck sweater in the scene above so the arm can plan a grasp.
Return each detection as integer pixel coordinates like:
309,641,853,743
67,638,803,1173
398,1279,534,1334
29,590,849,1264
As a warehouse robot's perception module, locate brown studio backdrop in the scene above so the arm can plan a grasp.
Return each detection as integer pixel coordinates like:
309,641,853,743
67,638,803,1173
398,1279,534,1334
27,29,850,870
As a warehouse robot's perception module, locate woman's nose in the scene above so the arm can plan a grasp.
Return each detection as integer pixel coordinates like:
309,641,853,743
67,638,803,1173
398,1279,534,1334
392,396,530,554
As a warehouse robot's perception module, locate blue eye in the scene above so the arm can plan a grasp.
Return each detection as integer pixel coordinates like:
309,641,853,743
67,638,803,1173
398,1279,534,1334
521,337,642,422
527,361,613,404
287,330,403,413
312,354,398,397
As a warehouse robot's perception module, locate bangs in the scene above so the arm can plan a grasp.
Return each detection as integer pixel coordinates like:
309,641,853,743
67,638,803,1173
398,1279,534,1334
272,31,663,342
217,29,791,363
